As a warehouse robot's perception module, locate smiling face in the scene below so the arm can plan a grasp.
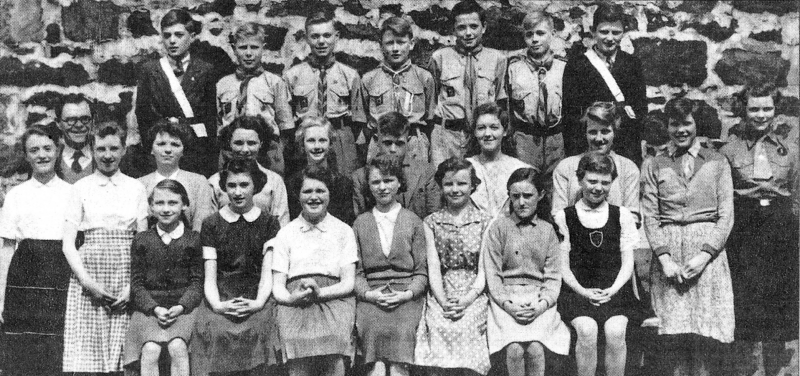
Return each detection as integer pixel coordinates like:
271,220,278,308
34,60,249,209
233,36,265,72
746,96,776,134
667,114,697,150
524,21,553,58
303,126,330,164
161,23,195,59
151,188,185,229
59,101,93,147
299,177,330,222
454,13,484,51
368,167,400,209
593,21,624,57
225,172,256,214
579,171,612,207
92,134,125,177
586,119,615,154
474,113,506,155
509,180,540,220
230,128,262,160
306,21,338,60
381,31,414,68
24,134,57,177
151,132,184,169
441,168,473,209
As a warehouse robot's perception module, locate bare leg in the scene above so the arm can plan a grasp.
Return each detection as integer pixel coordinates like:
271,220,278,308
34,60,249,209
505,343,526,376
572,317,599,376
389,362,410,376
167,338,190,376
523,342,545,376
140,342,162,376
603,316,628,376
368,361,387,376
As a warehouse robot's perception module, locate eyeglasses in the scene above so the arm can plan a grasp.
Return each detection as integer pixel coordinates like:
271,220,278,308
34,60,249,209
61,116,93,126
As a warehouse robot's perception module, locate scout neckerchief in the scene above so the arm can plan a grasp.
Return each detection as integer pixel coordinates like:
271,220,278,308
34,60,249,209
235,65,265,117
457,44,483,125
525,49,556,128
309,57,335,117
380,61,413,115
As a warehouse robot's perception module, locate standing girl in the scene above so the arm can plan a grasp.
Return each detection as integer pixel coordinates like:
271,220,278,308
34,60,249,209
414,157,494,376
483,168,570,376
124,179,203,376
62,125,149,373
191,158,281,376
352,154,427,376
0,127,71,376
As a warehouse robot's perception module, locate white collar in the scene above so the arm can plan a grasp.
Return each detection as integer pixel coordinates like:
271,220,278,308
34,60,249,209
372,202,402,223
95,170,123,186
668,138,702,158
63,143,91,158
219,205,262,223
155,169,180,182
576,199,607,213
157,221,185,240
30,175,63,188
299,213,330,233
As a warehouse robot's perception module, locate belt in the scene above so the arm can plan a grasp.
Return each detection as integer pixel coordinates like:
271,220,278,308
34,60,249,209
434,117,469,132
512,117,562,137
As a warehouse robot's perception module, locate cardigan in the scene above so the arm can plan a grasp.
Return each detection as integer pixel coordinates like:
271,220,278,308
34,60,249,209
130,228,204,313
352,208,428,300
351,157,441,219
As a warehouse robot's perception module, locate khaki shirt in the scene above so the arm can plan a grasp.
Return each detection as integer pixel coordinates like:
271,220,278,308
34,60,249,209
282,61,365,123
429,46,507,121
361,63,436,129
507,55,565,129
216,71,293,134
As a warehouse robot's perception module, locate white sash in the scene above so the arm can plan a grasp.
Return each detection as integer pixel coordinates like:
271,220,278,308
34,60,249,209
584,49,636,119
158,57,207,137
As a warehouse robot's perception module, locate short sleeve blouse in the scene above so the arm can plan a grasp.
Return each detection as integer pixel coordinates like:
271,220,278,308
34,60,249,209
423,205,493,273
64,171,148,231
0,177,71,240
270,213,358,279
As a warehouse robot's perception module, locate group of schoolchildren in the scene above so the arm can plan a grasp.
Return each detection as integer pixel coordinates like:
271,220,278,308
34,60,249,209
0,1,797,376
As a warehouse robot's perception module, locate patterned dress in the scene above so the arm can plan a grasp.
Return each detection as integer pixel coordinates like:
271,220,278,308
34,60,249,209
414,205,493,375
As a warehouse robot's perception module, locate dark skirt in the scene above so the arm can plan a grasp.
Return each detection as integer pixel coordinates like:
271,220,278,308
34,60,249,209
727,197,799,341
559,278,647,326
123,309,197,366
276,275,355,360
2,239,70,376
189,299,278,376
355,282,424,365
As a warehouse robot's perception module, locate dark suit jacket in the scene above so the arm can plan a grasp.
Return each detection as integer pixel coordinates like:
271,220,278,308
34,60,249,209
562,49,646,163
351,158,441,220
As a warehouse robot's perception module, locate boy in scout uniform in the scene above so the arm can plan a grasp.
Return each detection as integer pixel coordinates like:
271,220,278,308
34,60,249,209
283,11,366,176
361,16,436,164
217,22,293,175
429,0,507,167
507,11,566,181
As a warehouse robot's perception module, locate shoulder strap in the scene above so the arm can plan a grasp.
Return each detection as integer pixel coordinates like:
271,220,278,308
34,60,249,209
159,57,195,119
584,49,625,103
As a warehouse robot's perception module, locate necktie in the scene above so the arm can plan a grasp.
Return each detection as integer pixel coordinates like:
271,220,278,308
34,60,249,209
318,68,328,117
464,53,477,125
173,60,184,77
682,153,694,180
71,150,83,173
753,140,774,180
536,68,549,127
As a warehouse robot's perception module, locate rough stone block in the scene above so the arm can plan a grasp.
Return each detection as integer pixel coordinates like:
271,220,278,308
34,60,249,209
127,9,158,38
408,5,452,37
62,0,124,42
0,57,90,87
50,45,93,58
483,5,527,51
751,29,783,44
778,95,800,117
7,0,44,43
262,0,337,18
98,59,138,86
645,7,676,32
683,18,737,42
633,38,708,87
263,25,289,50
338,22,380,42
45,23,61,43
334,51,379,76
410,38,441,70
733,1,798,16
194,0,236,17
22,91,64,110
714,48,791,87
675,0,718,14
264,62,285,75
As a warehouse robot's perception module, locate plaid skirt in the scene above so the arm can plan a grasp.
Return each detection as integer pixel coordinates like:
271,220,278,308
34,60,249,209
276,275,355,360
63,229,133,373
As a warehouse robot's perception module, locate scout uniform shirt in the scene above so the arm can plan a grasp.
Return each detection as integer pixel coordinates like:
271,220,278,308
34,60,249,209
216,70,293,136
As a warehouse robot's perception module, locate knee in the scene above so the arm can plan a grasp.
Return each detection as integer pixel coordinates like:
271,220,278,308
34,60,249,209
167,338,188,359
141,342,162,361
525,342,545,363
604,317,629,349
506,343,525,362
574,319,599,346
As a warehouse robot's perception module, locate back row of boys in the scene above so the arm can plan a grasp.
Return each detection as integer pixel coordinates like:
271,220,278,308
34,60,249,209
134,0,645,181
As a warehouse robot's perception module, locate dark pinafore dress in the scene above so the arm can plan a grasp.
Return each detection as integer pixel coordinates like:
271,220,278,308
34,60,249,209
559,205,644,326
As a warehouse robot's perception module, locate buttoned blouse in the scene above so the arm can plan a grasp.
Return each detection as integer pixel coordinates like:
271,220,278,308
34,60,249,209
209,163,289,227
65,171,148,231
553,200,638,255
640,144,734,257
468,155,531,217
0,177,72,240
270,213,358,279
373,203,402,257
551,152,640,217
424,204,493,272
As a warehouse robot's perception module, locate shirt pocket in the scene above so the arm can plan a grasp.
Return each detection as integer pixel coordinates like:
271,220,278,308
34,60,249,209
402,81,426,116
329,84,351,113
218,91,237,127
474,65,497,104
252,88,274,111
290,84,314,113
729,154,754,183
367,82,392,114
770,152,793,183
440,62,463,105
510,87,532,116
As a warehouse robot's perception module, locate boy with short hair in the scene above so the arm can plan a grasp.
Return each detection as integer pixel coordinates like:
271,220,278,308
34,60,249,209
283,11,366,176
216,22,293,175
429,0,507,167
352,112,440,219
507,11,566,182
361,16,436,164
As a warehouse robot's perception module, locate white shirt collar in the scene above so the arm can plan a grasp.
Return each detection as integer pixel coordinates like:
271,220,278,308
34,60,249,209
155,169,180,183
95,170,123,186
668,138,702,158
30,175,64,189
219,205,262,223
299,213,330,233
372,202,402,224
156,221,185,240
576,199,608,213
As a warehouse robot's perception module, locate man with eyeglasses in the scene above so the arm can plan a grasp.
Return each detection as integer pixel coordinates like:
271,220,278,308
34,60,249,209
57,94,95,184
351,112,440,219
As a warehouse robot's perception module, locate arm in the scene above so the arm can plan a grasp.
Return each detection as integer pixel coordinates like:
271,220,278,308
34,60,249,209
351,170,367,216
482,221,511,306
423,70,437,128
135,65,161,142
247,250,274,309
202,257,223,310
272,178,290,227
640,158,669,256
274,79,295,132
704,160,734,256
493,54,508,106
606,208,636,295
424,170,442,216
554,210,584,296
424,223,448,306
538,227,562,308
551,162,571,215
193,181,216,232
130,236,159,314
620,159,641,222
352,222,371,301
317,263,355,301
0,238,16,321
629,56,647,120
177,237,205,312
407,219,429,299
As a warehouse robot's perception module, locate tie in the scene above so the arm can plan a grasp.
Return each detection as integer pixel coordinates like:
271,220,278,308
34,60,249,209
536,68,549,127
318,68,328,117
682,153,694,180
464,53,477,125
753,140,774,180
71,150,83,173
